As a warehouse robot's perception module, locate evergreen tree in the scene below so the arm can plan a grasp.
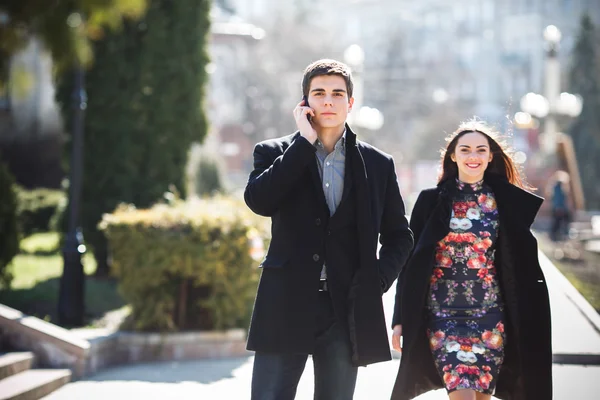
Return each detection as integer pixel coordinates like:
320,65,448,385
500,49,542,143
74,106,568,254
0,160,19,289
56,0,211,276
0,0,148,85
568,14,600,210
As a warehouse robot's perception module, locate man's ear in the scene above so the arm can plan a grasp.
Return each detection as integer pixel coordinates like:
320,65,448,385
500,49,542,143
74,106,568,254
348,97,354,112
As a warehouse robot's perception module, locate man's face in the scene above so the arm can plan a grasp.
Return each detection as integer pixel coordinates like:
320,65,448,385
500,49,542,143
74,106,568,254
307,75,354,129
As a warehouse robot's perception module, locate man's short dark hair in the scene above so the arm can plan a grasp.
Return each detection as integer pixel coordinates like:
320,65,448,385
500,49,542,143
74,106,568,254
301,59,354,98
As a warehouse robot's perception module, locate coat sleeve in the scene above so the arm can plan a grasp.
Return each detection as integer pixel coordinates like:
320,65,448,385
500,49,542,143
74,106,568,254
391,189,432,328
376,158,414,293
244,136,316,217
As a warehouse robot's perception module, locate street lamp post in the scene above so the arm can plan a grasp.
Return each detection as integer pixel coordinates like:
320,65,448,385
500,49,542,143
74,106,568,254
58,50,87,327
541,25,562,155
520,25,582,156
518,25,584,210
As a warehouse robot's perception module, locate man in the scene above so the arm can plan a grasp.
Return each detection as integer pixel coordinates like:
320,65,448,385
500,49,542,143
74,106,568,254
244,59,414,400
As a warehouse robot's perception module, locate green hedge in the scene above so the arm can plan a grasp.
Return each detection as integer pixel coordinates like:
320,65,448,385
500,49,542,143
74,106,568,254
0,161,18,289
15,187,66,236
99,196,268,332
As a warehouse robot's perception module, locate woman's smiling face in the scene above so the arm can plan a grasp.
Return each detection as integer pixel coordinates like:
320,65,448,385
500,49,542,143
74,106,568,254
451,132,493,183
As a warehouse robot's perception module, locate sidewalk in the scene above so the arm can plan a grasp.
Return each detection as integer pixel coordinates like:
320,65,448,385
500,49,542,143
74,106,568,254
43,250,600,400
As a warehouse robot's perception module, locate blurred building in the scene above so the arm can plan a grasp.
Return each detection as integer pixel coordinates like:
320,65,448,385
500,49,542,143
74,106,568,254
229,0,599,139
339,0,598,122
0,38,65,188
0,38,62,141
220,0,599,197
196,3,266,191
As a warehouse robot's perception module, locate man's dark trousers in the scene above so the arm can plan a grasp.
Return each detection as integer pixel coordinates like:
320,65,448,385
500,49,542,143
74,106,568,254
251,291,358,400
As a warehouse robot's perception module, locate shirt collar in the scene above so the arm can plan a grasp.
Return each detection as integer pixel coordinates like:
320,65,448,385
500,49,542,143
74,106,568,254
315,128,346,150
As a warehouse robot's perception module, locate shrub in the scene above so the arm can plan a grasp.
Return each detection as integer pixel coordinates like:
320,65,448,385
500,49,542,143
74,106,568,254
15,187,66,236
195,158,223,197
99,196,268,332
0,161,19,289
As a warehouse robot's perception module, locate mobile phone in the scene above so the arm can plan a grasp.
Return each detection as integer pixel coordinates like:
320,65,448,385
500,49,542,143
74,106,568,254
302,95,312,122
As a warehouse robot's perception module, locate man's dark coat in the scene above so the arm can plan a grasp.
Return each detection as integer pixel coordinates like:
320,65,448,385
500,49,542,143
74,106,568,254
391,173,552,400
244,124,413,366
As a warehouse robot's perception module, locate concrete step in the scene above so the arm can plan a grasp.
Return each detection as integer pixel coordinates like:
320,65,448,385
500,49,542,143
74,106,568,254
0,353,34,380
0,369,71,400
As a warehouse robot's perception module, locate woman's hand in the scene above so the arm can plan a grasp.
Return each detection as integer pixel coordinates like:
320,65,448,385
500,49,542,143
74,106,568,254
392,324,403,352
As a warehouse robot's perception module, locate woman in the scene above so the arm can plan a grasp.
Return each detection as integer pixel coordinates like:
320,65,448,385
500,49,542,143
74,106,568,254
390,120,552,400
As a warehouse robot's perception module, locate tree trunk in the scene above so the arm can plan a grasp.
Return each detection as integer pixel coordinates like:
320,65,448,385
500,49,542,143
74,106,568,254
177,279,189,330
93,234,111,278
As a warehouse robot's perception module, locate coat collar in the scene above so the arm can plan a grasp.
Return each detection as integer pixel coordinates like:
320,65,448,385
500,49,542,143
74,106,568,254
436,173,544,229
483,173,543,229
411,173,544,274
295,124,359,212
290,123,357,146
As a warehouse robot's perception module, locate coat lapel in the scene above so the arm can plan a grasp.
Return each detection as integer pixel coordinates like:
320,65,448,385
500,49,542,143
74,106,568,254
292,132,328,215
308,160,328,213
412,181,453,257
346,125,389,365
411,175,543,257
339,139,354,207
485,172,544,229
308,126,355,217
340,160,354,206
346,126,372,245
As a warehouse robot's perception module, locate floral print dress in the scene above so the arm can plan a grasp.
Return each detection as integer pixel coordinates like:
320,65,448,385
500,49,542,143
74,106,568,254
427,178,505,395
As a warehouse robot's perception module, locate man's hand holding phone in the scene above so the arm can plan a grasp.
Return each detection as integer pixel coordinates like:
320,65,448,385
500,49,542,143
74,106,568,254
294,97,317,144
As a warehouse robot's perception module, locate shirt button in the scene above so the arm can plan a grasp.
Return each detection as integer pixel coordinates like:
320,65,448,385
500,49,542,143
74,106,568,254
315,218,321,226
325,183,330,188
326,162,330,166
313,254,320,262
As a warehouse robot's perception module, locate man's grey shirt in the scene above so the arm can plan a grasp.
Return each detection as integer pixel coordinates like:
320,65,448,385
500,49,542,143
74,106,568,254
314,130,346,281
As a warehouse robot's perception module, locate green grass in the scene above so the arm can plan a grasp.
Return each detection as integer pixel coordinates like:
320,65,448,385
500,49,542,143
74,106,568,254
537,233,600,313
19,232,62,256
0,232,126,327
554,263,600,312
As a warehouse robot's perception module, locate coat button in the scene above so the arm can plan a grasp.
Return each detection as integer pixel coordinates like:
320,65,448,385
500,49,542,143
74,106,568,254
315,218,321,226
313,254,320,262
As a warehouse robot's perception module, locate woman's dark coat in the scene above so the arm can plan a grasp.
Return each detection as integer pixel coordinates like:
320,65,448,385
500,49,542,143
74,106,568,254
391,173,552,400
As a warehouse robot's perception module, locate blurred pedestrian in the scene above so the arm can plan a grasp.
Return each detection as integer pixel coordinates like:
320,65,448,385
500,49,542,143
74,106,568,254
244,59,414,400
390,119,552,400
547,170,571,242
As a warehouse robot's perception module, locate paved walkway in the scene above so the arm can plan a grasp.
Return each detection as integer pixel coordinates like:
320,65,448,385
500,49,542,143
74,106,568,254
44,250,600,399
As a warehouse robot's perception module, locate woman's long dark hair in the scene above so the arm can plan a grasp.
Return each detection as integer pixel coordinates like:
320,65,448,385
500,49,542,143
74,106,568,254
438,119,533,190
